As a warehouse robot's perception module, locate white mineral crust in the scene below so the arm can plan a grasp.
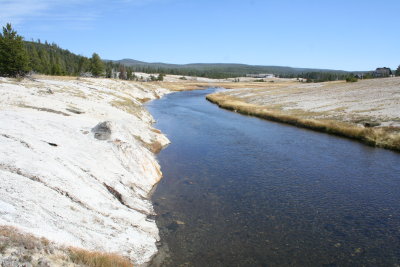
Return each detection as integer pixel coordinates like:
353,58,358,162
0,77,170,265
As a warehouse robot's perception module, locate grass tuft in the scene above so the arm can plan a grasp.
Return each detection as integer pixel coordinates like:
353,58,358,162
68,247,133,267
111,98,141,116
0,226,134,267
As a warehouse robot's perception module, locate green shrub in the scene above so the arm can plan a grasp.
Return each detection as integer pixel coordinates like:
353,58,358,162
346,76,358,82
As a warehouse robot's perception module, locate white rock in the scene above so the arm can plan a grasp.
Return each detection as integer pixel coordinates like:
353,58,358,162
0,77,170,265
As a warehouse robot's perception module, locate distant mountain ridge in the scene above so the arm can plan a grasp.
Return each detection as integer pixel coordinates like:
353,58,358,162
110,58,359,76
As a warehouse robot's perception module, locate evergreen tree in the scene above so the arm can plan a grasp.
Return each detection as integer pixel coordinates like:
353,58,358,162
157,73,165,81
38,48,51,74
78,57,90,75
27,45,41,73
396,65,400,77
90,53,105,77
119,65,127,80
105,61,114,78
127,69,132,80
0,23,30,77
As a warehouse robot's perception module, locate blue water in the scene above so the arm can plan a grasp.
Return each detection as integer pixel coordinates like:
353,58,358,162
147,88,400,267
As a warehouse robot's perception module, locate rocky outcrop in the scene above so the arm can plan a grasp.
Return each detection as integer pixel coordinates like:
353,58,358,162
92,121,113,140
0,76,170,265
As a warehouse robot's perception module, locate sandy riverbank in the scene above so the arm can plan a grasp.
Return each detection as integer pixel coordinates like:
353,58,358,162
206,77,400,151
0,76,170,266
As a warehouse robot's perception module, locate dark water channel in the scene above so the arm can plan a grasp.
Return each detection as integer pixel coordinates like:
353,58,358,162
147,88,400,267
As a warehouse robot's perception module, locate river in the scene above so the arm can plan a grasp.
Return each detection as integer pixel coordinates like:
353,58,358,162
147,88,400,267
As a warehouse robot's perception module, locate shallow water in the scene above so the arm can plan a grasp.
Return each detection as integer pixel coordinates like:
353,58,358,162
147,88,400,267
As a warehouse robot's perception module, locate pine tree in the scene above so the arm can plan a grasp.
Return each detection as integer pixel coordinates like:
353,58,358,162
38,48,51,74
396,65,400,77
27,45,41,74
90,53,105,77
127,68,134,80
0,23,30,77
119,65,127,80
157,73,165,81
77,57,90,75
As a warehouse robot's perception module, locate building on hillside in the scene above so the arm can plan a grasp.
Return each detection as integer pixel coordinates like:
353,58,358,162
373,67,392,78
246,73,275,78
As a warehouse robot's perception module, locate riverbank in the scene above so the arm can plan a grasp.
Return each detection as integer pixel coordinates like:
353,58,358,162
0,75,170,266
206,77,400,151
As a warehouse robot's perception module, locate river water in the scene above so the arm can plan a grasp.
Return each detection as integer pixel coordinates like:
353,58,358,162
147,88,400,267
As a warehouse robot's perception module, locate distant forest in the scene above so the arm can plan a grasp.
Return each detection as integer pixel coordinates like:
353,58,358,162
25,41,89,76
21,39,364,81
2,23,397,81
111,59,360,81
24,41,132,78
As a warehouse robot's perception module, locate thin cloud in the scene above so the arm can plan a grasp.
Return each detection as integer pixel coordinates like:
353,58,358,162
116,0,170,6
0,0,172,30
0,0,49,24
0,0,94,25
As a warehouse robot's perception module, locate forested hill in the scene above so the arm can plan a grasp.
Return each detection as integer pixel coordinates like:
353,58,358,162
111,58,356,79
24,41,91,76
21,40,361,81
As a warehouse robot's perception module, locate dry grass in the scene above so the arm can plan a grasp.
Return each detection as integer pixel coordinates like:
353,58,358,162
0,225,46,251
147,140,163,154
18,104,71,116
133,134,164,154
68,247,133,267
111,98,141,116
0,226,134,267
32,74,79,81
69,89,88,99
137,97,151,103
157,82,210,91
207,93,400,151
150,128,162,134
157,80,297,91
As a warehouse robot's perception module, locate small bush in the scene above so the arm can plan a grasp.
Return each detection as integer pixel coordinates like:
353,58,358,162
346,76,358,82
157,73,165,81
0,243,7,253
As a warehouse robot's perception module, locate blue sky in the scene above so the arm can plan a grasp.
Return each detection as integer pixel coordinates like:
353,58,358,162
1,0,399,71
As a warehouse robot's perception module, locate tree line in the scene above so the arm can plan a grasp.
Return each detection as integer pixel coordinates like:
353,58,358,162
0,23,230,79
0,23,105,78
24,41,105,77
1,23,400,80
